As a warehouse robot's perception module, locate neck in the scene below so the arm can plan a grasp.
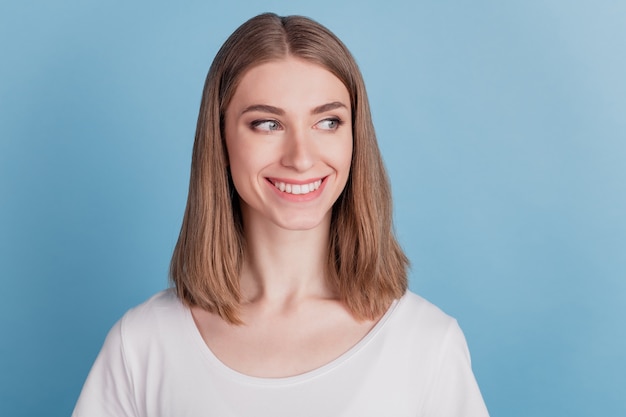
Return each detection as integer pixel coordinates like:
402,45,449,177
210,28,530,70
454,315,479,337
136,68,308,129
239,211,334,306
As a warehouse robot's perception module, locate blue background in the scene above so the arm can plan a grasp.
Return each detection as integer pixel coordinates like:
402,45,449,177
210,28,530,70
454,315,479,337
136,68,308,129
1,0,625,416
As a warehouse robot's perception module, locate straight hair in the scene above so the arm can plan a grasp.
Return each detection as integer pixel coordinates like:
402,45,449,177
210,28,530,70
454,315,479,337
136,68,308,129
170,13,408,324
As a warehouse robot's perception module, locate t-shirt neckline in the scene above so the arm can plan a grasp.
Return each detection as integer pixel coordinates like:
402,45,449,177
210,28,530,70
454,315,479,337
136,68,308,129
180,293,404,386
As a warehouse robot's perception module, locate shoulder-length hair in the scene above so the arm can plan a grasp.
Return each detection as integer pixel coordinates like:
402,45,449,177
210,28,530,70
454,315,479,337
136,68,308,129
171,12,408,324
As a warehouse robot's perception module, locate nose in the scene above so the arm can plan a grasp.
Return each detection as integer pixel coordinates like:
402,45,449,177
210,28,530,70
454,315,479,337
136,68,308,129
280,128,315,172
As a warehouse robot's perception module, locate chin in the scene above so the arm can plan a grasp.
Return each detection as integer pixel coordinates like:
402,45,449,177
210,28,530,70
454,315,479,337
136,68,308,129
275,218,326,232
271,211,331,232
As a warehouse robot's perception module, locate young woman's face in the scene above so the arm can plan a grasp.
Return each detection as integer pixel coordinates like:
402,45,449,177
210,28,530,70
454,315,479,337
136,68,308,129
224,57,353,232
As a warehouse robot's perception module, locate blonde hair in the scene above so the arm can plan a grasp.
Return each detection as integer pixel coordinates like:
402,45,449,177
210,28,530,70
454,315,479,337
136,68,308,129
170,13,408,324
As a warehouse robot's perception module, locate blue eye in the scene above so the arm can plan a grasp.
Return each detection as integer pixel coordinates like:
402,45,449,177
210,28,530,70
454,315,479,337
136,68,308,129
251,120,281,131
316,118,342,130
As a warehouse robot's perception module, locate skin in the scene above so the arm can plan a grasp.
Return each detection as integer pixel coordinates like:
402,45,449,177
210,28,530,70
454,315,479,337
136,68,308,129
191,57,378,378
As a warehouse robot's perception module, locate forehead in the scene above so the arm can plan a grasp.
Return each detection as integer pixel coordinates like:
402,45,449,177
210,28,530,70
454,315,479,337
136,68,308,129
228,58,350,113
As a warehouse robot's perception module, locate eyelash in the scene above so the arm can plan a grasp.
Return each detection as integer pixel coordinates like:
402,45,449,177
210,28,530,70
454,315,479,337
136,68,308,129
250,119,281,131
249,117,344,132
317,117,344,130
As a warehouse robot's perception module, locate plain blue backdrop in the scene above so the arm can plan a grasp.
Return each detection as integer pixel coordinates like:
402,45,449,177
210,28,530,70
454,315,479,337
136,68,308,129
1,0,625,416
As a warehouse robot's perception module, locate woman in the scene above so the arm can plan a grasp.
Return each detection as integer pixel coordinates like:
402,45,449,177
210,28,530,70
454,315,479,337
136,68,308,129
73,13,489,416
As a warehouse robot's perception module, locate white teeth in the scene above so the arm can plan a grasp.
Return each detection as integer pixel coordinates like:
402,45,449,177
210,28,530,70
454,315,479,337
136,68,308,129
272,179,322,195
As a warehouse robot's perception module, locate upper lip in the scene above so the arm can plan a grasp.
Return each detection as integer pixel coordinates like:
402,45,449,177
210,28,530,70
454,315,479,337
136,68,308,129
266,176,326,185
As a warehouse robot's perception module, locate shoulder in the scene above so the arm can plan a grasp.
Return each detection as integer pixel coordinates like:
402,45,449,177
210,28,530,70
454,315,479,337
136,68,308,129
120,288,182,326
392,293,490,415
384,291,468,355
395,291,453,323
392,290,458,334
73,290,194,416
112,289,189,354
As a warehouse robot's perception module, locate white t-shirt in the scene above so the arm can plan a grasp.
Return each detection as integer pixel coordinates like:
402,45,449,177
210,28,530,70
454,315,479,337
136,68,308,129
73,290,489,416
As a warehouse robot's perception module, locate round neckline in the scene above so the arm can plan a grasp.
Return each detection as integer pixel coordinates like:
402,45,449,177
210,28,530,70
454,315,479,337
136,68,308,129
180,294,404,386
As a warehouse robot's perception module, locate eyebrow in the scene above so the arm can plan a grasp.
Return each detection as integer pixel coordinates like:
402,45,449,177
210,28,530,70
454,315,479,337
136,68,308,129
240,101,348,117
241,104,285,116
311,101,348,115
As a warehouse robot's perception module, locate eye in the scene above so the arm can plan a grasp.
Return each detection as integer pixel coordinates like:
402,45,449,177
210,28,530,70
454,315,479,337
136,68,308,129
251,120,282,131
316,118,343,131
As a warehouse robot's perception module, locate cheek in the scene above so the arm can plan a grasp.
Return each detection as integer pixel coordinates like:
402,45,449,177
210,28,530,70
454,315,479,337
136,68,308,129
225,139,271,199
224,137,248,195
227,151,254,191
334,134,353,175
227,141,269,175
224,125,250,176
227,158,254,206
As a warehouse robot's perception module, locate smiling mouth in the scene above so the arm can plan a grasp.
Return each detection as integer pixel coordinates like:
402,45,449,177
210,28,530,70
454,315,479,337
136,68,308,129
269,179,323,195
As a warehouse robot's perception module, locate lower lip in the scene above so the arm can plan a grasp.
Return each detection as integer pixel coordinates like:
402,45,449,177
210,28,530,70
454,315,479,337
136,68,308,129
266,178,328,202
